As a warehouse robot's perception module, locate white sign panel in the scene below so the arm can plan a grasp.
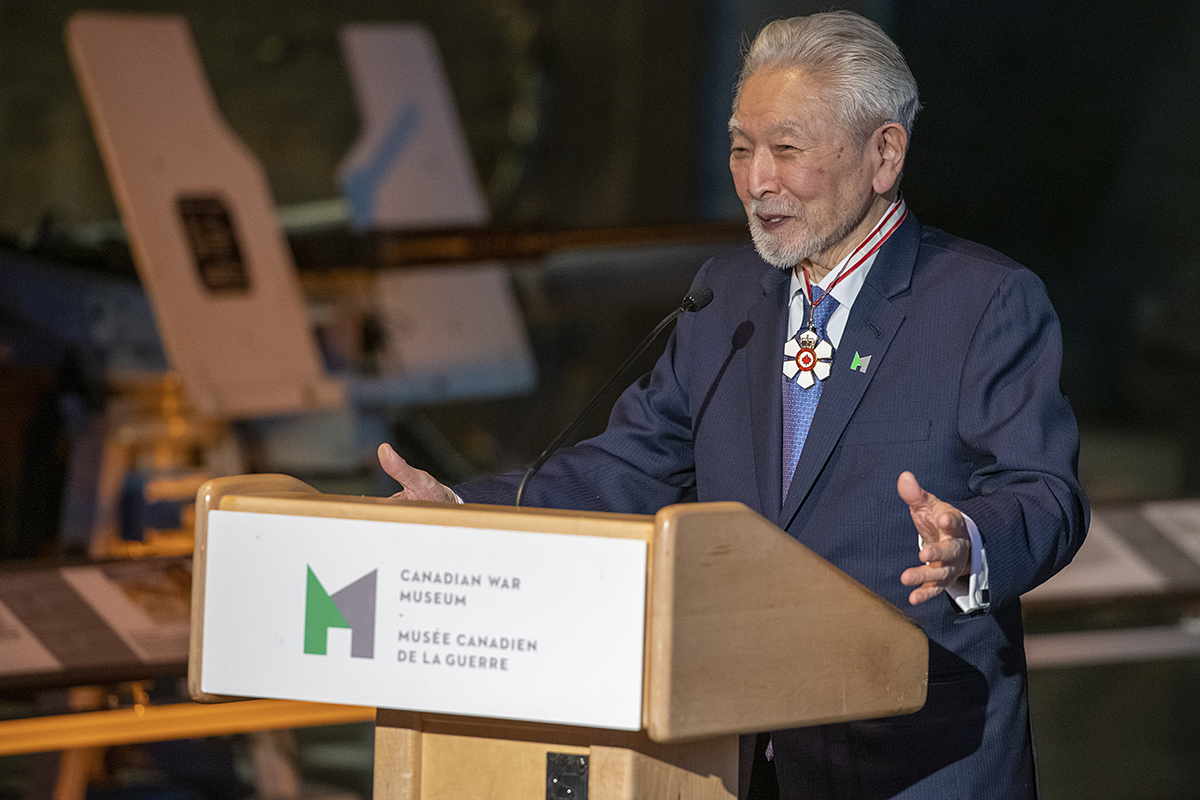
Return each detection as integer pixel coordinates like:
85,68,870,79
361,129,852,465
201,510,647,730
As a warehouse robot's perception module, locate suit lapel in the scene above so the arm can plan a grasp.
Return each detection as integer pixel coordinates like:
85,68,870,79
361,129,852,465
748,268,790,515
777,213,920,530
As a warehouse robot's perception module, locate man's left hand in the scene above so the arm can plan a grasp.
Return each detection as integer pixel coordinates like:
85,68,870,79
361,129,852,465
898,471,971,605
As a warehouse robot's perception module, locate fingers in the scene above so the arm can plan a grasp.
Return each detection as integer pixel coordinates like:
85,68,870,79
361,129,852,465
917,536,966,566
378,442,401,474
901,550,966,606
381,443,429,489
896,470,927,509
377,443,456,503
897,471,965,543
897,470,971,605
902,562,958,586
905,581,950,606
901,537,968,585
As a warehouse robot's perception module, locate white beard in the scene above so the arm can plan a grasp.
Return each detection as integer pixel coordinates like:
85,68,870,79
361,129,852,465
747,196,873,271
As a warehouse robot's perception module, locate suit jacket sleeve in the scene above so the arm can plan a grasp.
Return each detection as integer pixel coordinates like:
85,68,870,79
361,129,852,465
952,267,1088,606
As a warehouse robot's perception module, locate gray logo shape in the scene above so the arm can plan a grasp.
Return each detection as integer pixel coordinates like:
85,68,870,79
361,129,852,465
331,569,377,658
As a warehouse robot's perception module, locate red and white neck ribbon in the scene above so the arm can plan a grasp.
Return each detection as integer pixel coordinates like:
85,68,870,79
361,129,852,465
783,195,907,387
795,194,908,310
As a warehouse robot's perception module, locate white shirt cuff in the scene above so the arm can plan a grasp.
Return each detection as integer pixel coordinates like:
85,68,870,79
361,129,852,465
944,512,989,613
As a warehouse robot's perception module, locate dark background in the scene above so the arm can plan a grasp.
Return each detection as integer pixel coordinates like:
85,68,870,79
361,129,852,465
4,0,1200,463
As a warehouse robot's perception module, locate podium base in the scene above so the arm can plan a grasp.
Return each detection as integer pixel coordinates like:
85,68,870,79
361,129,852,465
375,710,736,799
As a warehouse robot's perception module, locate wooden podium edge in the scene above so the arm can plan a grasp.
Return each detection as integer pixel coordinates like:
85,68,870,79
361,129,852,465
647,502,928,742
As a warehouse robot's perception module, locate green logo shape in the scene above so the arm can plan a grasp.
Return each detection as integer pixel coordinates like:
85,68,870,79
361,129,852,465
850,352,872,373
304,565,349,655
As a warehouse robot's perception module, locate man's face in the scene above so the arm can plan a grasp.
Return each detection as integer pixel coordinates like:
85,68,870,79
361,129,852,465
729,68,879,271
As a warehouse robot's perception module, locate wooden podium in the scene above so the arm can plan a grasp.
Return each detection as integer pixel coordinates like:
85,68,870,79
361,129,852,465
190,475,927,799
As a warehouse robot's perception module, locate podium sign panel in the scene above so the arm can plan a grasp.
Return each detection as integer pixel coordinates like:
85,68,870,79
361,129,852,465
200,510,647,730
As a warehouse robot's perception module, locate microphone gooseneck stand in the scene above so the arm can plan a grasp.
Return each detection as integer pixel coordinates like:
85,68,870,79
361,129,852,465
514,286,714,508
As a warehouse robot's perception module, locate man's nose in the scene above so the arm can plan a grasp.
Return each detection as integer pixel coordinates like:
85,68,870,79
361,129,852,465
746,151,779,198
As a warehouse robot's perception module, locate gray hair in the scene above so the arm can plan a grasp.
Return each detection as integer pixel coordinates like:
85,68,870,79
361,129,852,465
733,11,920,144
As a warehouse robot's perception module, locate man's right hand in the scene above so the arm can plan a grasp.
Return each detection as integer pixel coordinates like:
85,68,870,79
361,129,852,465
377,443,458,503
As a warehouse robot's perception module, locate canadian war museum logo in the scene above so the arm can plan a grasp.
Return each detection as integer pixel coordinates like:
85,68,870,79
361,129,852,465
304,566,377,658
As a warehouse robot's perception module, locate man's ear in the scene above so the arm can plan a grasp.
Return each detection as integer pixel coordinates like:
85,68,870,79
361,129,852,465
872,122,908,195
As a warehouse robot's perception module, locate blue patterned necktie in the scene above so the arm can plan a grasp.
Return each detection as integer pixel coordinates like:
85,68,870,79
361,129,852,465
782,286,838,501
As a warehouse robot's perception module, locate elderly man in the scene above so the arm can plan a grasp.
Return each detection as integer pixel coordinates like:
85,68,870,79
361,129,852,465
380,10,1087,799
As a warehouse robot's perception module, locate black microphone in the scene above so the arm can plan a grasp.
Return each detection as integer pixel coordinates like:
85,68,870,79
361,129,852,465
514,285,714,507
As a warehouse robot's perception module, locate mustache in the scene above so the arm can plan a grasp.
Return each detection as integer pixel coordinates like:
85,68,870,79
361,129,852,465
749,198,801,219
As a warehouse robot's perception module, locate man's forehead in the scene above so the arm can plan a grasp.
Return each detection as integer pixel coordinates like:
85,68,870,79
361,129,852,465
729,116,810,138
730,69,838,138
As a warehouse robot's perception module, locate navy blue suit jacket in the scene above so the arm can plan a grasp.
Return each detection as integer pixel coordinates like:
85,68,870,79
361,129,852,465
458,212,1089,799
